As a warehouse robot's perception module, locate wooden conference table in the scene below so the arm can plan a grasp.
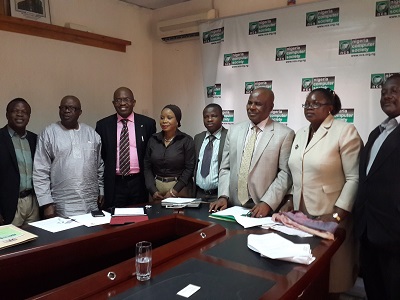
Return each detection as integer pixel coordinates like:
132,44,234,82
0,203,344,300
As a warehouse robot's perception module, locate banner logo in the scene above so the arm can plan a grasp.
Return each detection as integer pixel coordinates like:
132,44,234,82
375,1,400,17
206,84,222,98
306,7,340,27
276,45,306,63
203,27,224,44
370,73,400,88
301,76,335,91
338,37,376,57
222,110,234,124
223,52,249,68
334,109,354,123
249,18,277,36
244,81,273,94
270,109,288,125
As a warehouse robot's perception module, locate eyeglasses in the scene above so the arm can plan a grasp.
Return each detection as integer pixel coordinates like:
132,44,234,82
113,97,134,104
302,102,331,109
59,105,81,112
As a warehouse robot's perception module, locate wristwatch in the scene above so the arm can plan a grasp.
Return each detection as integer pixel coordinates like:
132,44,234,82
332,212,341,222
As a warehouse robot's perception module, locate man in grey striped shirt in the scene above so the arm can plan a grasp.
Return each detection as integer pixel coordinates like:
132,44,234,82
193,104,227,202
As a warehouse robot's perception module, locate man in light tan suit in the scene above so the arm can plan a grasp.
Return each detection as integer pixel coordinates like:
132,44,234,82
209,88,295,217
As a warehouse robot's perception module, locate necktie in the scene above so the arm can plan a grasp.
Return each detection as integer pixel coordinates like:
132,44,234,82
238,126,259,204
200,135,216,177
119,119,130,176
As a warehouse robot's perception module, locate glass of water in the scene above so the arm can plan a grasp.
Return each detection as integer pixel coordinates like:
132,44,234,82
135,241,152,281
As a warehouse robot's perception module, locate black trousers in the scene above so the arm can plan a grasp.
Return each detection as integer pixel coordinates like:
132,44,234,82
360,238,400,300
114,173,148,207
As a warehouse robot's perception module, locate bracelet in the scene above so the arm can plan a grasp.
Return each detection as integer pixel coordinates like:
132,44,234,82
170,189,177,197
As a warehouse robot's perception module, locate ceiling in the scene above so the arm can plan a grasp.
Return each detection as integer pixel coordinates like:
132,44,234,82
120,0,191,10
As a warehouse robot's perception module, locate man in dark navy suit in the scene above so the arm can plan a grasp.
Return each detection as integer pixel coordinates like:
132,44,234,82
96,87,156,209
354,73,400,300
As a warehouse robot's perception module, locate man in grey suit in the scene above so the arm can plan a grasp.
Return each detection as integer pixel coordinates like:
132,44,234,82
210,88,295,217
193,104,227,202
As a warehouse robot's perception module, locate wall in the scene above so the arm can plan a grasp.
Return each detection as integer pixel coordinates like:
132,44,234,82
152,0,326,136
0,0,154,134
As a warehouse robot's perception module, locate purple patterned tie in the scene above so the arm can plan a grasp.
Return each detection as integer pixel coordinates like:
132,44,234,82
119,119,130,176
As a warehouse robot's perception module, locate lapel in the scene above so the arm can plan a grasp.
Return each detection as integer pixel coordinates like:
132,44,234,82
134,113,145,156
1,126,19,172
195,131,207,159
218,127,227,165
250,119,274,170
360,126,380,178
367,125,400,178
304,114,333,154
236,122,249,168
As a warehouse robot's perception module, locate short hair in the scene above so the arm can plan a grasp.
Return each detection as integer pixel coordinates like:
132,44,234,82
385,73,400,82
310,88,342,115
6,98,31,113
204,103,223,116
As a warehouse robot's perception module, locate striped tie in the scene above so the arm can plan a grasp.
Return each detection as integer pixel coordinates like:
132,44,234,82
119,119,130,176
238,126,259,205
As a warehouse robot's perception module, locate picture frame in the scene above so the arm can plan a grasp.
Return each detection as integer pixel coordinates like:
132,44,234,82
10,0,51,24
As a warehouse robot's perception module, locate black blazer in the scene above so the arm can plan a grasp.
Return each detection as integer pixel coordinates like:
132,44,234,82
193,127,227,195
95,113,156,208
0,126,37,224
354,124,400,249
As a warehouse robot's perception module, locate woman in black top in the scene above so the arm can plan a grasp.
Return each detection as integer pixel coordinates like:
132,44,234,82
144,105,195,200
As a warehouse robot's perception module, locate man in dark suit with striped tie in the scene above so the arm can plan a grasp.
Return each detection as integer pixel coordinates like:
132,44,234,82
96,87,156,209
193,104,227,202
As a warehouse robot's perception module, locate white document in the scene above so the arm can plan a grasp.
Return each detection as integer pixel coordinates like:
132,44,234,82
29,217,82,233
235,215,278,228
177,284,201,298
114,207,145,216
211,206,249,216
247,233,315,265
266,224,313,238
70,211,111,227
211,206,276,228
161,197,198,204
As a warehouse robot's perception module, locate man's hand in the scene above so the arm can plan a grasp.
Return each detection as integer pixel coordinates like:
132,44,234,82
97,195,105,209
152,191,164,200
250,202,271,218
43,203,56,219
209,197,228,212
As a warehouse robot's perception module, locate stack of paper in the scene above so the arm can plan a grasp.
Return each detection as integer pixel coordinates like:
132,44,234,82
161,198,201,208
111,207,148,225
247,233,315,265
209,206,278,228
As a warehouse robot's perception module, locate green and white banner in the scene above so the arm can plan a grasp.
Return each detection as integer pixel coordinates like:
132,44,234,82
200,0,400,141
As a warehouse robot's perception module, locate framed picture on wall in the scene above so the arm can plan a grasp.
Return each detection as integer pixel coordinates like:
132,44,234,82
10,0,51,24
